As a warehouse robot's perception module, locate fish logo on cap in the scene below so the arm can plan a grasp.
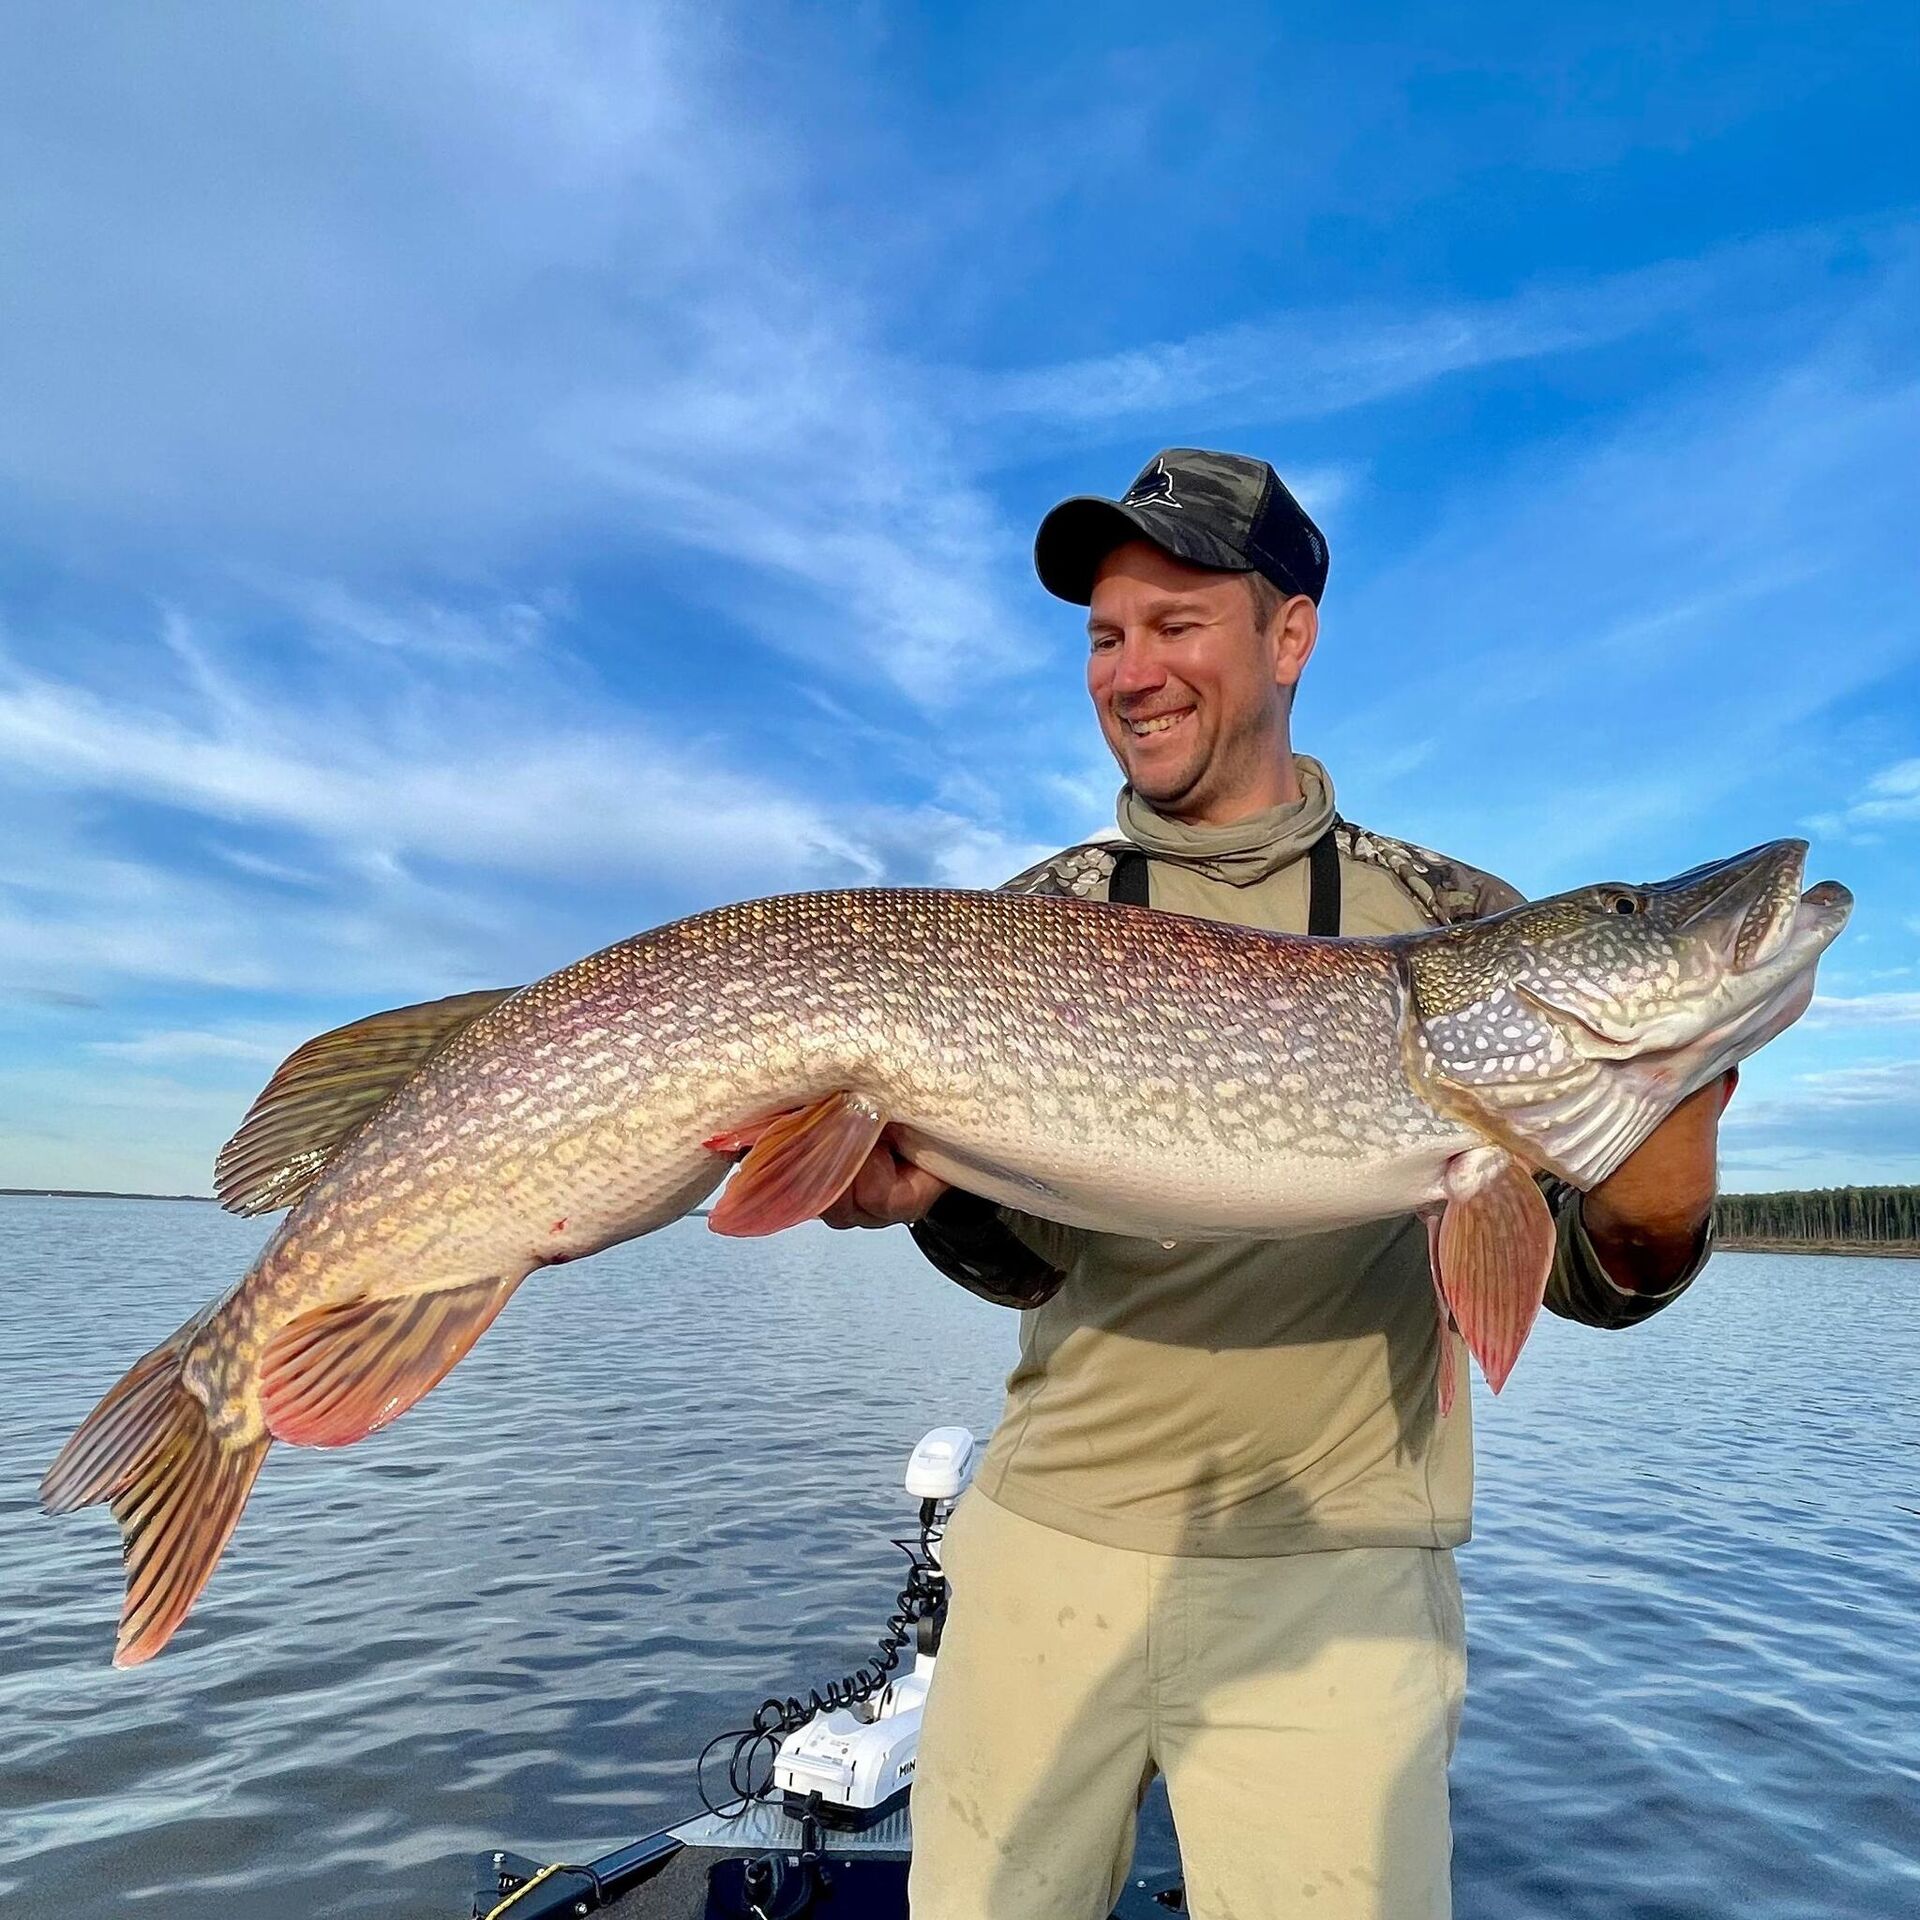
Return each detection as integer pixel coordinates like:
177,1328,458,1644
1122,457,1182,511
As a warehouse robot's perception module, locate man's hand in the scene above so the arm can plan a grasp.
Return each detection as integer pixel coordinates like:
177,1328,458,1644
1580,1068,1737,1293
821,1132,950,1229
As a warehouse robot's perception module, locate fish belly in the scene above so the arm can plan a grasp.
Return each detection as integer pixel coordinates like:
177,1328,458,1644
893,1125,1463,1242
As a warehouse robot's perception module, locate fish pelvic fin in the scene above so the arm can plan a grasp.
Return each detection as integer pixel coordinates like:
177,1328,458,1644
216,987,520,1215
41,1336,269,1668
260,1275,524,1448
706,1092,887,1237
1433,1146,1556,1396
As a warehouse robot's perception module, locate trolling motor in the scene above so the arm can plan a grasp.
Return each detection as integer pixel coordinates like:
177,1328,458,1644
764,1426,976,1827
473,1428,983,1919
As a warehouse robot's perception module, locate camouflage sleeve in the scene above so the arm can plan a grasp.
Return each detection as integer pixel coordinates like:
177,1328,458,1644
907,1192,1076,1309
1541,1177,1711,1328
1333,821,1524,925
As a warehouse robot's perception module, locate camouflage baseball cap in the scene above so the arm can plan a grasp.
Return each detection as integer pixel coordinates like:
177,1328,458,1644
1033,447,1329,606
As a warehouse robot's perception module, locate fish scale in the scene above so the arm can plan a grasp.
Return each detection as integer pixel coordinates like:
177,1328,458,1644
41,842,1850,1665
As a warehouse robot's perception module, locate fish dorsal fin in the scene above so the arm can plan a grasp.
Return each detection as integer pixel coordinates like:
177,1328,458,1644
215,987,518,1215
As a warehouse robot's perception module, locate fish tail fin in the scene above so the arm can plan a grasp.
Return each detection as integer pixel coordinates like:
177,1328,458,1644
41,1335,270,1667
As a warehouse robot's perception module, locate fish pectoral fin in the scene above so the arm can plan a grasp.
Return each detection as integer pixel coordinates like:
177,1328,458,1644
40,1333,269,1668
706,1092,888,1238
215,987,521,1216
260,1275,523,1448
1433,1146,1555,1395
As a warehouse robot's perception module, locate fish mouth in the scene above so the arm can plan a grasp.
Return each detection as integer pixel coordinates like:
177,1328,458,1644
1518,844,1851,1061
1668,840,1851,975
1747,873,1854,975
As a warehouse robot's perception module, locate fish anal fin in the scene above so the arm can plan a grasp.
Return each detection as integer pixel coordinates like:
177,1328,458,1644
706,1092,887,1238
215,987,520,1216
40,1332,269,1667
260,1276,522,1448
1434,1146,1555,1395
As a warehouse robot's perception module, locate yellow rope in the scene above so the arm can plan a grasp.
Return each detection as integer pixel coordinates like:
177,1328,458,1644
480,1858,578,1919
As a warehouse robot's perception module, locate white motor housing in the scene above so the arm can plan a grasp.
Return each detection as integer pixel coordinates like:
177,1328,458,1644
771,1662,932,1822
904,1425,976,1503
770,1426,976,1824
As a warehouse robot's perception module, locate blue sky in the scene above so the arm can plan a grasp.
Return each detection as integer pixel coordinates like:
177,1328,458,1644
1,2,1915,1194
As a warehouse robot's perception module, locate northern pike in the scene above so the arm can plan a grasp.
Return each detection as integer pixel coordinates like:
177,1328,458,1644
44,839,1848,1665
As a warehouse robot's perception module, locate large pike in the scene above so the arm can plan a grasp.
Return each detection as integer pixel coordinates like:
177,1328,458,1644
45,840,1848,1664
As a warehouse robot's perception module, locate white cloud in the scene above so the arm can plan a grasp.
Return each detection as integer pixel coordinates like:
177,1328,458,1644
963,294,1626,436
1721,1055,1920,1187
0,841,493,997
1806,992,1920,1028
0,5,1043,707
948,225,1890,450
2,10,1915,1195
1304,324,1920,885
0,641,874,896
1775,1060,1920,1110
87,1028,289,1068
1821,757,1920,836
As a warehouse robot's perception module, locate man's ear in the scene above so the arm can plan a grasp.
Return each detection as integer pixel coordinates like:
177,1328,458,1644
1270,595,1318,691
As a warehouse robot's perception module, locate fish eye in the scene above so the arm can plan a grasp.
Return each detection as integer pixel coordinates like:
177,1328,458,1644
1602,890,1641,916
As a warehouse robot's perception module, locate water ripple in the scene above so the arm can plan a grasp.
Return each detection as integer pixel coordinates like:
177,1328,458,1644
2,1201,1916,1915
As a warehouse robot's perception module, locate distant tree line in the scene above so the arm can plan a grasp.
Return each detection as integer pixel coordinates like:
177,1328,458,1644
1714,1185,1920,1247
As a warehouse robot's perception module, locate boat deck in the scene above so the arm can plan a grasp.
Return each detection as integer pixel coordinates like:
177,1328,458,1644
477,1802,1184,1916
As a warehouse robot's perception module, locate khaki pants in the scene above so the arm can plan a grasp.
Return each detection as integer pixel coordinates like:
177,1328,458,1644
909,1494,1467,1920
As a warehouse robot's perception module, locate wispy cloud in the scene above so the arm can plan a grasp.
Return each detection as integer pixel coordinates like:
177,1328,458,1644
950,224,1903,446
87,1028,289,1068
0,632,873,893
1306,315,1920,885
1807,992,1920,1028
1817,756,1920,836
0,6,1043,707
1774,1061,1920,1111
1722,1056,1920,1186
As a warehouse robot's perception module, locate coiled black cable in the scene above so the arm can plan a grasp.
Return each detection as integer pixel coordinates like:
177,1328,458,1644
696,1500,946,1819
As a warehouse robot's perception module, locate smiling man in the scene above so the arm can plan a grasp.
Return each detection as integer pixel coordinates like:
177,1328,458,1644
825,449,1729,1920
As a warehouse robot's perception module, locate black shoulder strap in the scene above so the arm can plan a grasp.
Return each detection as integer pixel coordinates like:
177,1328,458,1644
1107,847,1151,907
1308,826,1342,936
1110,834,1340,929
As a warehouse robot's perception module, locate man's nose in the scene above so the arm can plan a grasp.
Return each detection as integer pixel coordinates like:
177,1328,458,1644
1109,635,1164,698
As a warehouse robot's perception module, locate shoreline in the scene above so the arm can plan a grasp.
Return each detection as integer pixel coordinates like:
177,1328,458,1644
0,1188,215,1204
1719,1238,1920,1260
4,1192,1914,1257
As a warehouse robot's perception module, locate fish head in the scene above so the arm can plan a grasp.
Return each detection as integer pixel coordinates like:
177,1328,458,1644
1406,840,1851,1188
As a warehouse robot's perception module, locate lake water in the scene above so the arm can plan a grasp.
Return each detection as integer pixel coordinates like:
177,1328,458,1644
2,1197,1916,1918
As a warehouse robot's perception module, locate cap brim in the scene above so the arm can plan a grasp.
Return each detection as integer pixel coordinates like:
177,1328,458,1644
1033,497,1255,605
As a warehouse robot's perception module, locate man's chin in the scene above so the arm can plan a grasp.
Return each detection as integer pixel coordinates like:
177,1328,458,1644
1122,755,1202,806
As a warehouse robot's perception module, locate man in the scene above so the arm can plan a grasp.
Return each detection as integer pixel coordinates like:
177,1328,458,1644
825,450,1729,1919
